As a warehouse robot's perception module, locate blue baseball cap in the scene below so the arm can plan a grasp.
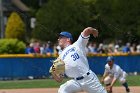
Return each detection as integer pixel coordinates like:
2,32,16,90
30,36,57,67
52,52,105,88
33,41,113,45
59,31,73,42
106,56,114,62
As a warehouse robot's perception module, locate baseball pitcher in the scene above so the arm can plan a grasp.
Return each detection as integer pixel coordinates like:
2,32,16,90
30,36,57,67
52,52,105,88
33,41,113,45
50,27,107,93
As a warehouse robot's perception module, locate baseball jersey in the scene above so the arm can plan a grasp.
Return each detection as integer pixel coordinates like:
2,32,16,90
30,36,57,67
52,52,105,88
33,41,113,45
105,64,125,79
59,33,90,78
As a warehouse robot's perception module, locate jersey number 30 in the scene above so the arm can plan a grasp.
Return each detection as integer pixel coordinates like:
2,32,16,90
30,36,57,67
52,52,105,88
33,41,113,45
71,53,79,61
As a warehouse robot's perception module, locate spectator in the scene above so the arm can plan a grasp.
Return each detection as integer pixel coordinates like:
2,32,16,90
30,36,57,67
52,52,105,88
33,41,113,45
34,41,40,53
25,44,30,54
25,43,35,54
114,45,120,53
97,43,105,53
88,42,97,54
40,44,46,54
107,44,114,53
136,44,140,53
122,43,131,53
130,43,137,53
45,41,54,54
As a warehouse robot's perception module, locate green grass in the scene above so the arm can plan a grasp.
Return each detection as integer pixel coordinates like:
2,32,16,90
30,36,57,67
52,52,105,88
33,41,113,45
0,75,139,89
115,75,140,86
0,79,68,89
99,75,140,86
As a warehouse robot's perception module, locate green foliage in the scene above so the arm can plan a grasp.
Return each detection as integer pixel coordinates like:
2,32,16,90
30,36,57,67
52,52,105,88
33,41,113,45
0,39,26,54
21,0,40,9
32,0,96,42
5,12,26,41
95,0,140,43
31,0,140,43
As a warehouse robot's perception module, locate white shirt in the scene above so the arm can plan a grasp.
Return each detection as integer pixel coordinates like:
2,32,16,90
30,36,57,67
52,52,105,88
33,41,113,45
105,64,125,79
59,33,90,78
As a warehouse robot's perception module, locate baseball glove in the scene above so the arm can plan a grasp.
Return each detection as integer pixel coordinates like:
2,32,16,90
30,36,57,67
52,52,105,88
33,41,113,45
49,58,65,76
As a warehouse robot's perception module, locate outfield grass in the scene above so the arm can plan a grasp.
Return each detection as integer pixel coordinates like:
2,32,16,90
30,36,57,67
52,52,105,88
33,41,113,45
0,79,66,89
0,75,139,89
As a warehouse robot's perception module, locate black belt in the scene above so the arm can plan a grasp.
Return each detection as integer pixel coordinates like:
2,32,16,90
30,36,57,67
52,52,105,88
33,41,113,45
76,72,90,80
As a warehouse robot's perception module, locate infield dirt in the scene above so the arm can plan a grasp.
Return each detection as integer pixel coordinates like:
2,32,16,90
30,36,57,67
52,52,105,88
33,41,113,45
0,86,139,93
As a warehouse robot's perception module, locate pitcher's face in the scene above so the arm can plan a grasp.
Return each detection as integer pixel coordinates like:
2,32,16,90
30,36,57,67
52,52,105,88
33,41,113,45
58,36,68,48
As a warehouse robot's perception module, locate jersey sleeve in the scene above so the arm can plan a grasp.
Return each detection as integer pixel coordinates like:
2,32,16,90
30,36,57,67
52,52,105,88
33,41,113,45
74,33,90,48
105,64,109,73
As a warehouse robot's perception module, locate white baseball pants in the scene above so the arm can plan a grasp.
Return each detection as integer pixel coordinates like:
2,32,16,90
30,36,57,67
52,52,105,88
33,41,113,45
58,71,107,93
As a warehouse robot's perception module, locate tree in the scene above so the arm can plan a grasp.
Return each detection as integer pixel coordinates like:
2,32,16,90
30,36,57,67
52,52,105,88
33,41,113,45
95,0,140,43
5,12,26,41
21,0,48,16
32,0,96,42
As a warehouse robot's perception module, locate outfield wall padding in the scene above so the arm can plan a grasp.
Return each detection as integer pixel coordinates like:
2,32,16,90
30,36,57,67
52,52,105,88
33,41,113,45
0,55,139,78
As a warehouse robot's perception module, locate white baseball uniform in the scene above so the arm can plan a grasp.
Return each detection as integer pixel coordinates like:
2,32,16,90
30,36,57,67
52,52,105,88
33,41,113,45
104,64,127,84
58,33,107,93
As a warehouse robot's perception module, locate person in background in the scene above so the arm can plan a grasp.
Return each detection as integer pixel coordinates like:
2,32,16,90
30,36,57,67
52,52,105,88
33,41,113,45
122,43,131,53
107,44,114,53
25,43,35,54
136,44,140,53
45,41,54,54
40,43,47,54
88,42,98,54
101,56,130,93
34,41,40,54
130,43,137,53
114,45,120,53
97,43,105,53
